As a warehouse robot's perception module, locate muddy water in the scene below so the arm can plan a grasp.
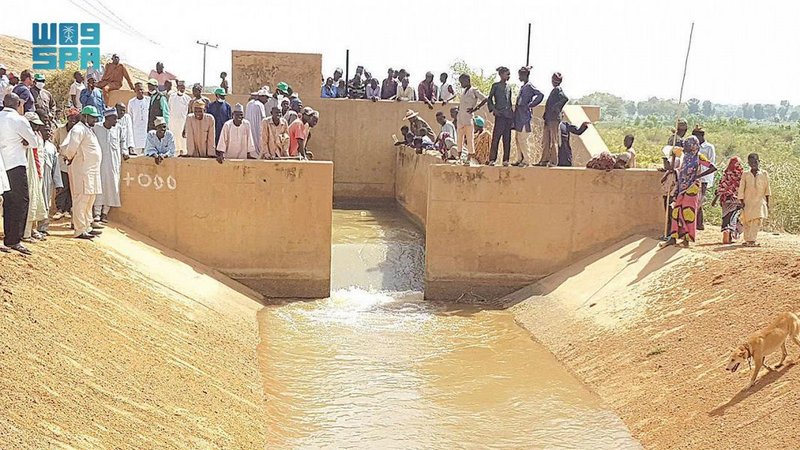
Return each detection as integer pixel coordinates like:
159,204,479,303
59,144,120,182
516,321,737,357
257,207,640,449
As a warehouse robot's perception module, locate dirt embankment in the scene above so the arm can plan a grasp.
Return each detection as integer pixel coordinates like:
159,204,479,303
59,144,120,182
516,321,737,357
0,225,267,448
511,231,800,449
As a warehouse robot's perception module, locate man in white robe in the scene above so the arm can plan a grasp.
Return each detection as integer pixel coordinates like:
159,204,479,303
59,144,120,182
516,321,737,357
168,80,191,155
61,105,103,240
245,90,267,157
217,104,255,161
93,107,127,224
127,82,150,153
115,102,135,156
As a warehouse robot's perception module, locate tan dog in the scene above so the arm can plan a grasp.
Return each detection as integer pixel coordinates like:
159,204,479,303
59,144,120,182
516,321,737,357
726,312,800,388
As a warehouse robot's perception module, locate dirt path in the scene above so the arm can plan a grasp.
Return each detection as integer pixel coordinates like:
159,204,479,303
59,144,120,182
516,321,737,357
511,230,800,449
0,225,267,448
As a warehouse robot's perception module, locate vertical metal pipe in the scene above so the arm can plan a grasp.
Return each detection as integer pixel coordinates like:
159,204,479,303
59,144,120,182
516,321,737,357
526,23,531,66
345,49,350,97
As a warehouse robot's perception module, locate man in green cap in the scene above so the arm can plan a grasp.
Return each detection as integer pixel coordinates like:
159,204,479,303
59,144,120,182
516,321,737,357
146,78,169,131
206,87,232,145
31,74,55,124
61,105,104,240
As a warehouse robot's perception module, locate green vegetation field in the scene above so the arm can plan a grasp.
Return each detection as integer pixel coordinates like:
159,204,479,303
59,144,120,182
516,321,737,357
595,120,800,233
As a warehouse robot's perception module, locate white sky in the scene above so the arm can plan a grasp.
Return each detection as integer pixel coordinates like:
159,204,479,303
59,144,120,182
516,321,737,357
6,0,799,104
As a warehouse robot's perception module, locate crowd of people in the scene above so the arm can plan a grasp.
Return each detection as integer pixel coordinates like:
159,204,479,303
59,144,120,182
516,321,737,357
0,56,321,255
0,57,775,255
658,120,771,248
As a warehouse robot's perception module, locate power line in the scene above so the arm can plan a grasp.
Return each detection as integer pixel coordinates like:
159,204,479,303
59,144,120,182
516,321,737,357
89,0,160,46
65,0,157,47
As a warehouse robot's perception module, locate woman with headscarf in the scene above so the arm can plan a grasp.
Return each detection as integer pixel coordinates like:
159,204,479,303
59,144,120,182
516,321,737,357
662,135,717,247
712,156,744,244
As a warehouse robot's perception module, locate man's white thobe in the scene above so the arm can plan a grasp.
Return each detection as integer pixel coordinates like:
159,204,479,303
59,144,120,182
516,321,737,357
168,91,191,155
62,121,102,236
245,100,265,157
127,95,150,149
93,123,126,208
117,113,135,153
217,119,256,160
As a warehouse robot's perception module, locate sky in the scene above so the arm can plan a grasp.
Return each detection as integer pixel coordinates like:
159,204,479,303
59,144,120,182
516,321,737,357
6,0,800,105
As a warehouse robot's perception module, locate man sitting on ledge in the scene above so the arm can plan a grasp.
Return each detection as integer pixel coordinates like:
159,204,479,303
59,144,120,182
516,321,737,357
96,54,135,104
145,117,175,164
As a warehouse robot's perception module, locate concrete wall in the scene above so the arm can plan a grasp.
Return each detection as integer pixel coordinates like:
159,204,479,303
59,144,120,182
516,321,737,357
107,88,608,200
231,50,322,100
422,163,664,300
115,157,333,298
394,146,440,227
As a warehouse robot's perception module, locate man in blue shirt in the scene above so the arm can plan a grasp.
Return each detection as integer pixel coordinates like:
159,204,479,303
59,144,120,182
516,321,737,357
513,66,544,166
206,88,232,144
11,70,35,112
321,77,337,98
144,117,176,164
538,72,569,166
79,76,106,112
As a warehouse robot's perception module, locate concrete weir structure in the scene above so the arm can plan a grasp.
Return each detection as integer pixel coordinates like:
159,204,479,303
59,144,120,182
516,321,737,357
109,49,662,300
115,158,333,298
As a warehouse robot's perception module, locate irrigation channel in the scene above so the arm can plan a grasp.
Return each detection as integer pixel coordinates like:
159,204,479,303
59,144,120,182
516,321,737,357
256,206,639,448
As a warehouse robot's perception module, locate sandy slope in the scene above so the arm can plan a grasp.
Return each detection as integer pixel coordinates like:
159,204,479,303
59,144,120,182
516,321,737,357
510,230,800,449
0,223,267,448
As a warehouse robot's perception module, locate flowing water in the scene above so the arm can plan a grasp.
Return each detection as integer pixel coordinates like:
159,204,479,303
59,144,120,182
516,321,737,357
257,207,640,449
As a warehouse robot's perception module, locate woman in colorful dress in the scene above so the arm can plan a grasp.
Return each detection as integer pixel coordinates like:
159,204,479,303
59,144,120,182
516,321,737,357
712,156,744,244
662,135,717,247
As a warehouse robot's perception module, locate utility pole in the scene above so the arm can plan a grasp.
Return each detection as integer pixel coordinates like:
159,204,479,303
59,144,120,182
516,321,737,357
196,40,219,88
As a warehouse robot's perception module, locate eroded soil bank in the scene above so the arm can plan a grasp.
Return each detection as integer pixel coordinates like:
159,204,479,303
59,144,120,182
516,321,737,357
0,225,267,448
510,231,800,449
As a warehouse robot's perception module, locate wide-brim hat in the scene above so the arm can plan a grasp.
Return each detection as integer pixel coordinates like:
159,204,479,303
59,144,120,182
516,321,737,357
402,109,419,121
154,116,167,127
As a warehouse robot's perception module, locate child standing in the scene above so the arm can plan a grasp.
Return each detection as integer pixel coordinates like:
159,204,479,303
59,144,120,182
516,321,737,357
220,72,229,94
737,153,771,247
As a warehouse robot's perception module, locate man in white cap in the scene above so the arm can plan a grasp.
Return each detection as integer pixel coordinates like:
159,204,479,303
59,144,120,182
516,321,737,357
261,105,289,159
93,107,127,224
217,103,255,162
0,93,38,254
184,100,216,158
61,105,104,240
245,89,267,157
127,82,150,153
20,112,47,243
144,117,176,164
114,102,135,156
168,80,191,155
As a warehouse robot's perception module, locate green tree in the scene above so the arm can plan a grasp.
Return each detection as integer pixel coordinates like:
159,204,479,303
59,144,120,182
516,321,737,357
778,100,791,121
764,104,777,120
753,103,765,120
687,98,700,114
449,60,498,100
742,103,753,119
624,101,637,117
573,92,626,120
790,111,800,122
702,100,714,117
